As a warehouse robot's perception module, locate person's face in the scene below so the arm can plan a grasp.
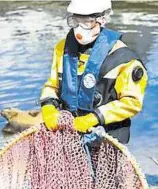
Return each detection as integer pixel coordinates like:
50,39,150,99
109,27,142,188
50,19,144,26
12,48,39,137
67,15,101,45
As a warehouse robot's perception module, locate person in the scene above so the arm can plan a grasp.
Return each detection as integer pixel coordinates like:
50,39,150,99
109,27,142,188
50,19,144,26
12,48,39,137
40,0,148,144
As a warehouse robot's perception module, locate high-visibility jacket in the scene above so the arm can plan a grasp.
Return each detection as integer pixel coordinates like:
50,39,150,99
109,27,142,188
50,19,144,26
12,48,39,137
41,29,148,143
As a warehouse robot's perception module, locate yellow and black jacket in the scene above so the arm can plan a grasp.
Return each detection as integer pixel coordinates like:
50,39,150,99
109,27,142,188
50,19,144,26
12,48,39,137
41,28,148,143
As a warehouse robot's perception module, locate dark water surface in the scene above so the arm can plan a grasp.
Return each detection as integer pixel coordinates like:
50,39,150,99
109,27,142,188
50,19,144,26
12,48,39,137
0,1,158,187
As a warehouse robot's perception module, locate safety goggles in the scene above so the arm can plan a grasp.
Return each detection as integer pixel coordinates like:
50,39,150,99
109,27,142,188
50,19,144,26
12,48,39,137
67,15,97,30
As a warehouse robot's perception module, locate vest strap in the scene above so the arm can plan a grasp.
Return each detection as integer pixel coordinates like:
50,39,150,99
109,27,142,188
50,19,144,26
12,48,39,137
61,28,121,111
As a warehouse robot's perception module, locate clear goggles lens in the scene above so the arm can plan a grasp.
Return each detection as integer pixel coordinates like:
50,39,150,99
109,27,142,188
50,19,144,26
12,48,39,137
67,15,97,29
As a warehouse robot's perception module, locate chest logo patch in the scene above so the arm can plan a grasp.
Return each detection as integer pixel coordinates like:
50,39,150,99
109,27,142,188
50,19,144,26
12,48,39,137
83,73,96,89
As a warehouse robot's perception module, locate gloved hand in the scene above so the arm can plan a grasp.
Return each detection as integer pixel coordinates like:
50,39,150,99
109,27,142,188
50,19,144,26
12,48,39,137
41,105,60,131
73,113,98,133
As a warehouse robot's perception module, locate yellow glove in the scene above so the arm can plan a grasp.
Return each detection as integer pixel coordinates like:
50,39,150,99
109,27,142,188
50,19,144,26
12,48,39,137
41,105,60,131
73,113,98,133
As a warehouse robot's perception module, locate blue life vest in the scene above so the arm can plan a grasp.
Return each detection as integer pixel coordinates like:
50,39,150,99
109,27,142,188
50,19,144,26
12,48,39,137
61,28,121,112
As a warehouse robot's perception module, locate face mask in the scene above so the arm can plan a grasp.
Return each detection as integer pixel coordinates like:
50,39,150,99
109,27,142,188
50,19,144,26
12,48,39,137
74,25,98,45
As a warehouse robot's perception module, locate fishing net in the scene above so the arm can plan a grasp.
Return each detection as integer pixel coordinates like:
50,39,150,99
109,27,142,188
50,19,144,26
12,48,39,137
0,111,149,189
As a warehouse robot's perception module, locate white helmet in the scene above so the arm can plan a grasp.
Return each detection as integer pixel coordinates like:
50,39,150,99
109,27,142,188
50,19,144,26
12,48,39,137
67,0,112,15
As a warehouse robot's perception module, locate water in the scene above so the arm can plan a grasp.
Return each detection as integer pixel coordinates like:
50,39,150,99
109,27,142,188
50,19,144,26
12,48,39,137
0,1,158,187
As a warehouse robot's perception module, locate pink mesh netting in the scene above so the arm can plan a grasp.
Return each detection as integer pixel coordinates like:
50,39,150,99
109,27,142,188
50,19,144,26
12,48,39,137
0,111,148,189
